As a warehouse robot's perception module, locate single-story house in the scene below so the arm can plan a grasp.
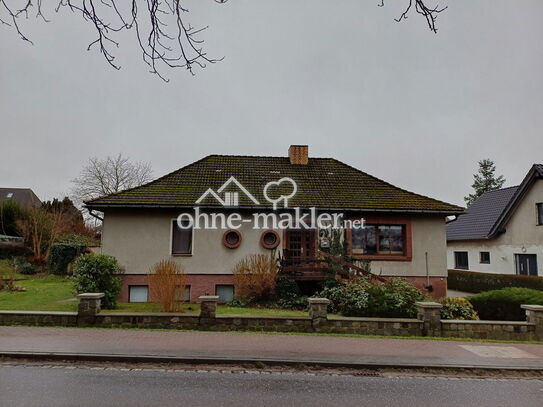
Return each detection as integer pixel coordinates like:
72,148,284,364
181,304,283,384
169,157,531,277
85,145,462,302
447,164,543,276
0,188,41,208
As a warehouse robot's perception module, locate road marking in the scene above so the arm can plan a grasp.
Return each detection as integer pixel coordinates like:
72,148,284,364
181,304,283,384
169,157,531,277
460,345,538,359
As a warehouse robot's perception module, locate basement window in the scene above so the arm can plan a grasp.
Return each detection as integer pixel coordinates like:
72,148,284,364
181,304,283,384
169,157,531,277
175,285,191,302
480,251,490,264
216,285,234,303
172,219,193,255
129,286,149,303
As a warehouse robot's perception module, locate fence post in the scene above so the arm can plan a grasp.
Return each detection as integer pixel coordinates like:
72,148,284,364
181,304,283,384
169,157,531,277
308,298,330,330
521,304,543,341
199,296,219,319
415,301,443,337
77,293,104,326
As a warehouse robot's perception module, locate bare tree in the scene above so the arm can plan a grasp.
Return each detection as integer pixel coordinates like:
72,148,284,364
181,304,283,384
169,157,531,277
1,1,447,80
379,0,447,34
71,153,153,204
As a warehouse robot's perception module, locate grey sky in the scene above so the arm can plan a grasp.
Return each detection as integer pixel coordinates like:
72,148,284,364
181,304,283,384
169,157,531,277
1,1,542,206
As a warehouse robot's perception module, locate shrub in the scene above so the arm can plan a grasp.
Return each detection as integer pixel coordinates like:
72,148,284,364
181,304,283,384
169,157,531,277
273,276,305,309
440,297,479,320
320,277,427,318
13,257,39,275
48,243,87,275
148,260,186,312
72,254,122,309
468,287,543,321
233,254,279,303
227,298,247,308
278,295,309,310
448,269,543,293
59,234,99,247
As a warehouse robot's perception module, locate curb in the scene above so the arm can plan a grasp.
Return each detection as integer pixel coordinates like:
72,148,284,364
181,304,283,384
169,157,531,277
2,351,543,372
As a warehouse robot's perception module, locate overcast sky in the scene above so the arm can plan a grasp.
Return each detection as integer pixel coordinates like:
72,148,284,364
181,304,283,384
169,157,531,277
1,1,542,206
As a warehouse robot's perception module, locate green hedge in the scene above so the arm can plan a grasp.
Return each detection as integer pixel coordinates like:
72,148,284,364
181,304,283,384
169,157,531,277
468,287,543,321
448,269,543,293
47,243,86,275
72,254,122,309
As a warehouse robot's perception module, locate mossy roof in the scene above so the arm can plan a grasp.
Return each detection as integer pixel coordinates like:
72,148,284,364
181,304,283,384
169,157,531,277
85,155,463,214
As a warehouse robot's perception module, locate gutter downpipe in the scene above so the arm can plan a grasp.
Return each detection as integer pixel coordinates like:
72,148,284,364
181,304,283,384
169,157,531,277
424,251,433,293
87,208,104,222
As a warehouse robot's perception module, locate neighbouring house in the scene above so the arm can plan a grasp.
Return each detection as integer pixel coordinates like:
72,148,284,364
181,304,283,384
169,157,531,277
447,164,543,277
85,145,462,302
0,188,41,208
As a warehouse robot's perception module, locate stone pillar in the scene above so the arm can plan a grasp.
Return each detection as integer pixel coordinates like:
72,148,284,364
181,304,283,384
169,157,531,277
77,293,104,326
415,301,443,337
308,298,330,329
199,296,219,319
521,304,543,341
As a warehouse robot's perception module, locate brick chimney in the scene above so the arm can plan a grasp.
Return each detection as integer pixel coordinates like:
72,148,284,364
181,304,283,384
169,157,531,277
288,145,309,165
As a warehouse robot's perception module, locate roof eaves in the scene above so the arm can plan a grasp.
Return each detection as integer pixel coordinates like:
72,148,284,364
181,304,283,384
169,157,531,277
86,202,463,214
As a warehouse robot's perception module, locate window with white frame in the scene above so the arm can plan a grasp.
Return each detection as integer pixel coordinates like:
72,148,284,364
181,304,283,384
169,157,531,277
172,219,193,255
479,251,490,264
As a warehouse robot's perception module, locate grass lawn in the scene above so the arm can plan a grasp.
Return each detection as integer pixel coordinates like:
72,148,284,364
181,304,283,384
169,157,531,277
102,302,307,317
0,259,16,276
0,274,77,312
0,271,308,317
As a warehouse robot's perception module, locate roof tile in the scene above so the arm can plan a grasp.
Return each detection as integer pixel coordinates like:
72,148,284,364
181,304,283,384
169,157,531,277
86,155,463,213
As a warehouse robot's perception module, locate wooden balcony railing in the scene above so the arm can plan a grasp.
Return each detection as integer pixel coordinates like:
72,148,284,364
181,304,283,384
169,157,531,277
279,250,386,282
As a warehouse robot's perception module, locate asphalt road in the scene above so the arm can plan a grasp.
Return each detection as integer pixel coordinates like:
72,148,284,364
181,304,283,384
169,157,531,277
1,364,542,407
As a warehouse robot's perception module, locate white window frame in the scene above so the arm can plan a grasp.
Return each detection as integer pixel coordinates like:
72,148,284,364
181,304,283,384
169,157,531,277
170,218,194,256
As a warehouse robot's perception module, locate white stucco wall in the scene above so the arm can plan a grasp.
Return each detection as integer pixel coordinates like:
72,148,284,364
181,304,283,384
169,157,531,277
101,209,273,275
100,209,448,277
447,179,543,276
371,216,448,278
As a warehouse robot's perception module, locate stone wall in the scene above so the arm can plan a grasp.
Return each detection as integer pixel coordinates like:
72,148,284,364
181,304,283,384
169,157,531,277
0,310,77,327
441,320,537,341
0,296,541,342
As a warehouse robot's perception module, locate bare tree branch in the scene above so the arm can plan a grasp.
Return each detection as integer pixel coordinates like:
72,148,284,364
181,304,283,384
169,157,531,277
0,0,228,80
379,0,447,33
0,1,446,80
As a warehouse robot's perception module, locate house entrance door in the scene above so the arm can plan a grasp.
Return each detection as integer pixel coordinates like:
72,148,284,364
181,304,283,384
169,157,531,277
286,229,316,264
515,254,538,276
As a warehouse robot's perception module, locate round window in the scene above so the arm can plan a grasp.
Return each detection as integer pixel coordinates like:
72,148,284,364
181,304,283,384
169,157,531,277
260,230,280,249
223,230,242,249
